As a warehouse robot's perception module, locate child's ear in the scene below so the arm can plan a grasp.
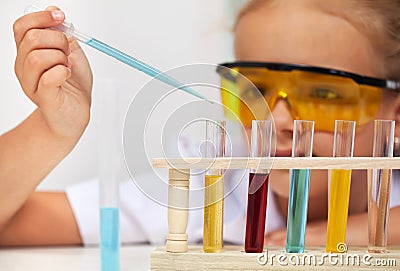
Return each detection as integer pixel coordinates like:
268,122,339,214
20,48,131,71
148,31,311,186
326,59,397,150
395,96,400,138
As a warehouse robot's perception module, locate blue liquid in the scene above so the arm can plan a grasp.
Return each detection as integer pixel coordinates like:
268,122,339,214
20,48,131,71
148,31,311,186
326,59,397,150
100,207,120,271
85,38,210,103
286,169,310,253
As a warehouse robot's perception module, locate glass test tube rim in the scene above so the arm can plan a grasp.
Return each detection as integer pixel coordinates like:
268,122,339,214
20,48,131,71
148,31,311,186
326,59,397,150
250,120,273,174
333,120,356,157
373,120,395,158
292,120,314,158
205,120,226,176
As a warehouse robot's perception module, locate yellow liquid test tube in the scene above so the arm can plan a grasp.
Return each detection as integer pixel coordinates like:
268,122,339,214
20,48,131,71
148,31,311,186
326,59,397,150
204,174,224,253
326,120,355,253
326,169,352,252
203,120,226,253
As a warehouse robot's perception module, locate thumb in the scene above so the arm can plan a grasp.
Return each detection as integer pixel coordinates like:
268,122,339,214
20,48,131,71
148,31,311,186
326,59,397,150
36,64,72,108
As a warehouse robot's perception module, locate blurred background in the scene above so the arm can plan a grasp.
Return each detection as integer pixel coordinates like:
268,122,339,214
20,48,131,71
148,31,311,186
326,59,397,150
0,0,247,189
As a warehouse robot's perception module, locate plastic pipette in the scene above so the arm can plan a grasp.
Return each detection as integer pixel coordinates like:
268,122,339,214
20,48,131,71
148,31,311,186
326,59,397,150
25,5,212,103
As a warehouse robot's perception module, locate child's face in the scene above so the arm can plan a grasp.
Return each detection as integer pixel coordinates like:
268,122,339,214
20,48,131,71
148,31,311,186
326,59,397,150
234,3,391,156
234,3,398,197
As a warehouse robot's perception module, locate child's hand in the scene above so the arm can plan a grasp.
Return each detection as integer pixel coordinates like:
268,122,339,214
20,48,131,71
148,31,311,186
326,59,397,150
264,220,327,247
13,6,92,140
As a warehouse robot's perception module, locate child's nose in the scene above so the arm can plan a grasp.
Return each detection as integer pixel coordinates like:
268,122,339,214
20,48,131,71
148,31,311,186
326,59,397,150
271,99,294,136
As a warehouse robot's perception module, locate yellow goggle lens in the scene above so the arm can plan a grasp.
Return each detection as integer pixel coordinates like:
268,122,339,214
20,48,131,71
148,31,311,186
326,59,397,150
219,66,383,131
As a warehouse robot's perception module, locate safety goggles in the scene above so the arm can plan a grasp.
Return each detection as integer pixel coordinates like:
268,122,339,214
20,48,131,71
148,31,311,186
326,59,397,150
217,62,400,131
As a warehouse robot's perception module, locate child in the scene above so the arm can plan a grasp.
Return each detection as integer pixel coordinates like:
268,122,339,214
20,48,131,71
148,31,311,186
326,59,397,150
0,7,92,245
232,0,400,246
1,1,399,247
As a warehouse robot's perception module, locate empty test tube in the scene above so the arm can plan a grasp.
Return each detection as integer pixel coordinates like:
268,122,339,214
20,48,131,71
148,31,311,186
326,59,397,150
368,120,395,253
286,120,314,253
326,120,355,252
203,121,226,253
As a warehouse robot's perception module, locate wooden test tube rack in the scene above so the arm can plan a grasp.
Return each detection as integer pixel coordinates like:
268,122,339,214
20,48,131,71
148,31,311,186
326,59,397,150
150,157,400,271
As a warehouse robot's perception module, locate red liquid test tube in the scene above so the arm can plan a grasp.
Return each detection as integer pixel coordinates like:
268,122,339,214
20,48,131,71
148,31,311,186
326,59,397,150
245,120,273,253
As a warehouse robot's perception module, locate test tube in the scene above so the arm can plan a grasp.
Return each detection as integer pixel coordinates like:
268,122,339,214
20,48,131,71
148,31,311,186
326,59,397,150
245,120,272,253
286,120,314,253
203,120,226,253
368,120,395,253
326,120,356,252
98,80,121,271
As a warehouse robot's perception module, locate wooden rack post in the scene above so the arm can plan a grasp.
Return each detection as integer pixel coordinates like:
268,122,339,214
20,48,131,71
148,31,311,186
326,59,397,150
166,168,190,253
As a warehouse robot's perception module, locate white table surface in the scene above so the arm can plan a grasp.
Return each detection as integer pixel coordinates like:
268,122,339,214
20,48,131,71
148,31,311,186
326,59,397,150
0,245,154,271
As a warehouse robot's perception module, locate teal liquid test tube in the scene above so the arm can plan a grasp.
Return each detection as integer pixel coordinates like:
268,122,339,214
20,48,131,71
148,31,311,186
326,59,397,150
98,80,121,271
286,120,314,253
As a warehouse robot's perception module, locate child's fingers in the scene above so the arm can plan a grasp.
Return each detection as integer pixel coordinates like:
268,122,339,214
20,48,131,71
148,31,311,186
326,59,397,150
45,6,61,12
15,29,70,78
36,65,72,106
21,49,70,97
68,38,82,53
66,39,93,96
13,9,65,47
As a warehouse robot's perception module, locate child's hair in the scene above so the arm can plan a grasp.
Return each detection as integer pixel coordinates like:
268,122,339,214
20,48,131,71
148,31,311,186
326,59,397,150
236,0,400,81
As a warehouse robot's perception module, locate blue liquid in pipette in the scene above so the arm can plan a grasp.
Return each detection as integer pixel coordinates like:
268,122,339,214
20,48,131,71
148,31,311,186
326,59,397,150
100,207,120,271
85,38,211,103
286,169,310,253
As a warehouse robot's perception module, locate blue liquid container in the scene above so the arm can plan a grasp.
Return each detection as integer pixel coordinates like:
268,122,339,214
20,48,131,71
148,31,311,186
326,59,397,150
100,207,120,271
286,169,310,253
